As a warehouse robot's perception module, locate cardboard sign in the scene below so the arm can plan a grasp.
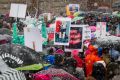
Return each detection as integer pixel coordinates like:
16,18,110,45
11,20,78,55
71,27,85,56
24,27,42,52
54,18,71,45
83,25,91,40
9,3,27,18
65,25,84,52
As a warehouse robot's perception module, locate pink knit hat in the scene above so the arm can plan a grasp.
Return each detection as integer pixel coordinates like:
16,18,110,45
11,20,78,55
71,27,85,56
56,49,64,55
71,49,79,56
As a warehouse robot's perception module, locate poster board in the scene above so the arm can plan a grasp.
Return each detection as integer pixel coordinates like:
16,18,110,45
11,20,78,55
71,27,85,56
66,4,79,16
24,27,42,52
83,25,91,40
69,4,79,12
54,18,71,45
65,25,84,52
9,3,27,18
96,22,107,37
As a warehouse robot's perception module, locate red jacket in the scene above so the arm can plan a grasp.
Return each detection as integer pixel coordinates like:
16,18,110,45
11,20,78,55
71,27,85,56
73,55,83,68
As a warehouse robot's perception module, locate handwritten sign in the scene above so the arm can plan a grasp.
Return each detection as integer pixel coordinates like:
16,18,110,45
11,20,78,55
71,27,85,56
9,3,27,18
83,25,91,40
96,22,107,37
24,27,42,52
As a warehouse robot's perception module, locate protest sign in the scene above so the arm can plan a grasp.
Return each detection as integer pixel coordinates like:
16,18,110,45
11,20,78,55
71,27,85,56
65,25,84,52
24,27,42,52
10,3,27,18
54,18,71,45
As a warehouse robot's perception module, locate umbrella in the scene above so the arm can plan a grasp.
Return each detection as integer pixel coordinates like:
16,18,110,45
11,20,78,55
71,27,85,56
73,11,85,17
116,13,120,17
73,12,80,17
112,11,120,17
96,36,120,49
112,11,118,15
33,68,79,80
16,64,51,71
0,34,12,44
72,17,84,23
0,58,26,80
0,44,42,68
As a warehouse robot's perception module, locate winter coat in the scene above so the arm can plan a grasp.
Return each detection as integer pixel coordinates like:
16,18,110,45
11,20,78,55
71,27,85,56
73,55,83,68
85,45,101,77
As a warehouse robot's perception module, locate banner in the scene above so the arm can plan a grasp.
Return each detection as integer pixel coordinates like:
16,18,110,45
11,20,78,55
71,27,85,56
54,18,71,45
65,25,84,52
24,27,42,52
9,3,27,18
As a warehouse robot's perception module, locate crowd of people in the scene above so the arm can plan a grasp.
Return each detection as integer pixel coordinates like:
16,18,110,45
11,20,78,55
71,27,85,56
0,10,119,80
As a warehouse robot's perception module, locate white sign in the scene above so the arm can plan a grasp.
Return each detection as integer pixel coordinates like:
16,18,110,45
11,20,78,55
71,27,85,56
10,3,27,18
68,4,79,12
95,23,101,38
83,25,91,40
96,22,106,37
24,27,42,52
101,22,107,37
